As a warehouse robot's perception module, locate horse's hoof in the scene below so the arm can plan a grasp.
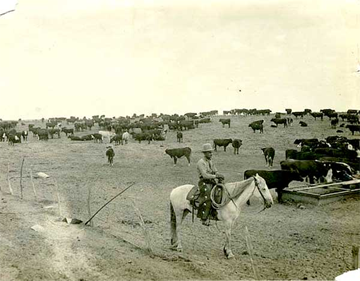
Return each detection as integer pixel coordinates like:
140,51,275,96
227,253,235,259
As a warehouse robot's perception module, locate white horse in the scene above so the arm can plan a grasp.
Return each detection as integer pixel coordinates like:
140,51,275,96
169,174,273,258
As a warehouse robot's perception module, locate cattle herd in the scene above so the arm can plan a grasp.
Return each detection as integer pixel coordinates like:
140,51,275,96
0,108,359,204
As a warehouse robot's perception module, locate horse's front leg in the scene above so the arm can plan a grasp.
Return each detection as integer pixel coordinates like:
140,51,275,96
223,220,235,259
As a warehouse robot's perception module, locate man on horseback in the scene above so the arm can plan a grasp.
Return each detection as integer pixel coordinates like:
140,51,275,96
197,143,225,226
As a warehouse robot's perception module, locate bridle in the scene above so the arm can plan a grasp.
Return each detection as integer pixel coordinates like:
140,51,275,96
253,176,271,213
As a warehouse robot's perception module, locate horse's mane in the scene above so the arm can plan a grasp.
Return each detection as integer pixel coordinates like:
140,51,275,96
225,177,254,199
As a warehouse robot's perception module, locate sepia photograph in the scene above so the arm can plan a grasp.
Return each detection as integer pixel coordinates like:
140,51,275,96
1,0,360,280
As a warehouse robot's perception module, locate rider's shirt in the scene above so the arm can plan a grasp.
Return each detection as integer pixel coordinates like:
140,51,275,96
197,158,218,180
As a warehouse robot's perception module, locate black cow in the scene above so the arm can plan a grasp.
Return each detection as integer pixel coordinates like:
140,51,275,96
165,147,191,166
92,133,104,143
310,112,324,121
346,125,360,135
61,128,74,136
271,118,287,127
106,146,115,166
294,138,319,148
299,121,308,127
110,134,123,145
280,159,332,184
285,108,292,114
292,111,305,118
219,118,231,128
68,135,83,141
248,120,264,133
176,131,183,143
313,147,358,160
331,118,339,129
134,133,153,144
213,139,232,152
261,147,275,167
244,170,304,203
37,129,49,141
232,139,242,154
48,128,61,139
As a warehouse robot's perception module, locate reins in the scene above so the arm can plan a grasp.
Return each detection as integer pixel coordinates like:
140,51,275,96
253,176,269,213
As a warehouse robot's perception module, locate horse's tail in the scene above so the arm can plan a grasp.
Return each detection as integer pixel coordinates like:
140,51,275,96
170,201,177,245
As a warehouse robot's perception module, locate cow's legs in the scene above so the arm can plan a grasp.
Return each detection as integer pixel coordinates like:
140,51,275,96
173,157,177,166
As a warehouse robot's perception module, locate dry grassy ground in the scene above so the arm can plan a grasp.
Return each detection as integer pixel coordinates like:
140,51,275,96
0,114,359,280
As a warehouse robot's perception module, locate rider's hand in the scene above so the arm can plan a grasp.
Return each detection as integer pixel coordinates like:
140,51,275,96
216,173,225,180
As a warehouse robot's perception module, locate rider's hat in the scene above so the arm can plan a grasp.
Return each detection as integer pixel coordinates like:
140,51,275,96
201,143,213,152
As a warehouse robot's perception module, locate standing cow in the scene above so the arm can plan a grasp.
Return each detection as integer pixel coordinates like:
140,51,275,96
176,131,183,143
106,146,115,166
232,139,242,154
261,147,275,167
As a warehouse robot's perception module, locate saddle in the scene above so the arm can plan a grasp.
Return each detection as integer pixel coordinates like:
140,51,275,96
186,184,225,222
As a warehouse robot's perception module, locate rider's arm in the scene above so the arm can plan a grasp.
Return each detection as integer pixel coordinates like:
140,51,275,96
197,160,217,180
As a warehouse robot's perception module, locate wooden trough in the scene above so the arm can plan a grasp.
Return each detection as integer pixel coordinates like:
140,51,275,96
282,179,360,205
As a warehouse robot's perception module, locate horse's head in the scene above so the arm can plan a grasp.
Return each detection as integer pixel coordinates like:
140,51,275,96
253,174,273,209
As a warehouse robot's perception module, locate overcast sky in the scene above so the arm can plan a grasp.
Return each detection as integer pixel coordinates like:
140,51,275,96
1,0,359,120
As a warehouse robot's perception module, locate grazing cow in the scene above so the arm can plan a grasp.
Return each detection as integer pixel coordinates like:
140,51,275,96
61,128,74,136
248,120,264,133
219,118,231,128
280,159,332,184
244,170,303,203
310,112,324,121
346,125,360,135
21,130,28,141
48,128,61,139
261,147,275,167
91,133,103,143
292,111,305,118
110,134,123,145
134,133,153,144
271,118,288,128
176,131,183,143
213,139,233,152
106,146,115,166
299,121,308,127
37,129,49,141
122,131,130,144
165,147,191,166
232,139,242,154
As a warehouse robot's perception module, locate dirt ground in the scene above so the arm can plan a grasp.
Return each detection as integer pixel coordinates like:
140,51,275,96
0,114,359,280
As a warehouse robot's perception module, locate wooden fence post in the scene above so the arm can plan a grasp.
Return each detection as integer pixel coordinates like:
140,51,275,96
20,157,25,199
352,246,360,269
7,163,13,195
30,169,37,201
